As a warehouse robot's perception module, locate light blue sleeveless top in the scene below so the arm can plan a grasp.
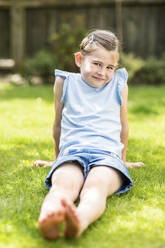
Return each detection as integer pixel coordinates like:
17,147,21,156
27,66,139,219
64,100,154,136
55,68,128,158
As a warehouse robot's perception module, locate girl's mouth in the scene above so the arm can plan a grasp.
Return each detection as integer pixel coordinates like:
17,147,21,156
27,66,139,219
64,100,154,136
93,76,105,81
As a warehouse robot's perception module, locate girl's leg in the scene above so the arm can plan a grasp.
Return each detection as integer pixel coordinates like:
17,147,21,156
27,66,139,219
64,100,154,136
62,166,122,237
38,162,84,239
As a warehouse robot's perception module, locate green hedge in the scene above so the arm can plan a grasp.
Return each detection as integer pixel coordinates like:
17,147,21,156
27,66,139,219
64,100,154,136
131,55,165,85
22,50,56,84
121,53,165,85
22,23,86,84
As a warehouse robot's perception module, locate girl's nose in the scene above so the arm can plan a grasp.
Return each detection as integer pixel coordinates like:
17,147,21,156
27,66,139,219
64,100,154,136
97,68,105,76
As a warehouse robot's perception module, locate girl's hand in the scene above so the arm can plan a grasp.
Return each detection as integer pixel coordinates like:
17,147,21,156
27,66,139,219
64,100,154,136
124,161,144,169
33,160,54,167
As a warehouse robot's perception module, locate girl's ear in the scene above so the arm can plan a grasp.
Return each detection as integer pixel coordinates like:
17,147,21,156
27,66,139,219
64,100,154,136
74,52,83,67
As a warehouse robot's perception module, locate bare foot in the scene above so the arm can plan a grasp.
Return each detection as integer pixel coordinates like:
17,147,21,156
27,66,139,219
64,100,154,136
33,160,54,167
38,195,65,240
62,199,82,238
39,210,64,239
124,161,144,169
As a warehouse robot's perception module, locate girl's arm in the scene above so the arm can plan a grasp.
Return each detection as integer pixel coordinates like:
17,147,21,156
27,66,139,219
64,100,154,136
120,84,144,168
33,77,64,167
120,84,129,163
53,77,64,160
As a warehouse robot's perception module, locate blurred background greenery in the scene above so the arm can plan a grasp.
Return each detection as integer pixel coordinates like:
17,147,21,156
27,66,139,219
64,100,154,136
0,0,165,85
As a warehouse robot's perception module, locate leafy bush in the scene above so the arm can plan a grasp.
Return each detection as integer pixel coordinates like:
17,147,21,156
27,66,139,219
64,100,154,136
120,53,144,83
49,23,86,72
132,55,165,85
22,50,57,84
120,53,165,85
22,23,86,84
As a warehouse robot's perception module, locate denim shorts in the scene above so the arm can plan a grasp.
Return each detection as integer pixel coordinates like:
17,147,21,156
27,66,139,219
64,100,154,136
45,147,133,194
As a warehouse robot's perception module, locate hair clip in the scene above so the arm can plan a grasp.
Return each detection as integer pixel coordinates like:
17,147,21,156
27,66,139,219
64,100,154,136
88,34,94,44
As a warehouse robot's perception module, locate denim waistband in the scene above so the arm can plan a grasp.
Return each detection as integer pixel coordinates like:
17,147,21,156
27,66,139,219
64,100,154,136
62,147,120,160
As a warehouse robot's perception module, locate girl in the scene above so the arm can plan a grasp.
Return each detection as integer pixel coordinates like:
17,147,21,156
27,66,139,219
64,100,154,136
38,29,144,240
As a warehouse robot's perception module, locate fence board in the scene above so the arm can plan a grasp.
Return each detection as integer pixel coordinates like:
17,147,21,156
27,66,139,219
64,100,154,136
123,4,165,57
0,9,10,58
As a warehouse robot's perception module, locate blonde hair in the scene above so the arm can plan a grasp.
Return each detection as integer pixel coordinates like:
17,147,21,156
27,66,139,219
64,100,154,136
80,29,120,56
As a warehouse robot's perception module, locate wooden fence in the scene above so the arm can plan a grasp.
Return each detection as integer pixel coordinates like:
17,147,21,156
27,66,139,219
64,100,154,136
0,0,165,69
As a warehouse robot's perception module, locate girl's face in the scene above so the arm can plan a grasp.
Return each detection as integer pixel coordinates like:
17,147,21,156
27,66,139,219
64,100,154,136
75,46,119,88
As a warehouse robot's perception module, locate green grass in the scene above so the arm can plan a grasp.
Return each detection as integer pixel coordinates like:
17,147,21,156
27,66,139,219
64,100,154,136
0,83,165,248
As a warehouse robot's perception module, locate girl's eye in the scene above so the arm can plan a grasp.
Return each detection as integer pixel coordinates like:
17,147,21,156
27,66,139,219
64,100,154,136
107,66,114,70
94,63,101,67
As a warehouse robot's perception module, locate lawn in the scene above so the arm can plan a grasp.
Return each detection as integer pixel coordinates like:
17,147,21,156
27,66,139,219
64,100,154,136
0,82,165,248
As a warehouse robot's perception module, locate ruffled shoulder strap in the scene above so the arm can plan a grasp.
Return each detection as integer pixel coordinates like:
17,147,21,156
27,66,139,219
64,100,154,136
116,68,128,105
54,69,70,104
54,69,70,79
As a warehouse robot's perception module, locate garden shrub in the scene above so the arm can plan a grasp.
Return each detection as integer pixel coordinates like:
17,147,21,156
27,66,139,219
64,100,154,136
120,53,144,83
22,50,57,84
132,55,165,85
22,23,86,84
120,53,165,85
49,23,86,72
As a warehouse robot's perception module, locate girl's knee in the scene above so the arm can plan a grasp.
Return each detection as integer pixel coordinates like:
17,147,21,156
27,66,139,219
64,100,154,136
81,166,122,196
80,174,107,199
51,162,84,191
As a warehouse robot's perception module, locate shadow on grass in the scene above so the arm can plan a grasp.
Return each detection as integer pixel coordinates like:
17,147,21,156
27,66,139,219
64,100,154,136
0,138,53,164
0,84,54,103
128,85,165,117
127,137,165,162
130,104,159,115
0,137,54,191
